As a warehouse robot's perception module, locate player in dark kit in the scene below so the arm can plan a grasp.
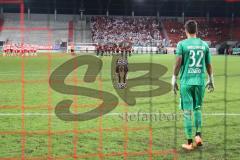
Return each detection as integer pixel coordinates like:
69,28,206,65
115,57,128,89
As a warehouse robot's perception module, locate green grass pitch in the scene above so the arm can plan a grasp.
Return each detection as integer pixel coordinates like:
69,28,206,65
0,53,239,160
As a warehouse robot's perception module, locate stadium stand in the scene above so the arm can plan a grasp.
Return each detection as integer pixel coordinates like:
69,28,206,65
0,18,3,32
161,18,184,47
162,17,231,47
0,13,238,49
0,13,69,45
68,20,74,43
77,19,93,43
91,16,164,46
232,18,240,40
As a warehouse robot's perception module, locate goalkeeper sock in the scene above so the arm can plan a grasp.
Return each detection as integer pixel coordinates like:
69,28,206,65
196,132,201,137
194,108,202,134
188,139,193,145
183,110,193,140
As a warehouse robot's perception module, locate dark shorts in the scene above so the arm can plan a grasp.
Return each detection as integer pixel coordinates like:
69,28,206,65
115,65,128,73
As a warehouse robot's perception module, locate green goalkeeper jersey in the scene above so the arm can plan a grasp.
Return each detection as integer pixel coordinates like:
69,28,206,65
176,37,211,85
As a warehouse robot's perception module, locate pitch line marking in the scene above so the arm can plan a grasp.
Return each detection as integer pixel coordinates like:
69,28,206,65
0,112,240,116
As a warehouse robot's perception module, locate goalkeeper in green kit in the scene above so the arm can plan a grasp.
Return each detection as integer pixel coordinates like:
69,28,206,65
171,20,214,150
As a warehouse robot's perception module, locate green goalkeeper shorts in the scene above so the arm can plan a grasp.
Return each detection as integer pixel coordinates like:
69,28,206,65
179,85,205,110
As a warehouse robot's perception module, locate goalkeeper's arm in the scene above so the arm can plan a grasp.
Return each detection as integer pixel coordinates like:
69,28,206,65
206,63,214,92
172,56,182,94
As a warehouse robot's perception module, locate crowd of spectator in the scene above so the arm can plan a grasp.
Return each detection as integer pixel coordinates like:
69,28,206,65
91,16,231,48
91,16,164,47
163,18,230,47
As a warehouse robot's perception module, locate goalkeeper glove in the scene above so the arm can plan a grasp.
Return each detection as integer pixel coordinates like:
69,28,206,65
206,74,214,92
171,75,179,95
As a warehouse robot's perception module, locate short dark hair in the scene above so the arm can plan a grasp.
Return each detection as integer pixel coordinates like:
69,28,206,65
184,20,198,34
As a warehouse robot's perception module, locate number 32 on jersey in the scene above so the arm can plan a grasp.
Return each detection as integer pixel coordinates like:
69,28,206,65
188,50,204,74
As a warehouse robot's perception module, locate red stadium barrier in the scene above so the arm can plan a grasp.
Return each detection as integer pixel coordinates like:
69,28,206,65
68,20,74,43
